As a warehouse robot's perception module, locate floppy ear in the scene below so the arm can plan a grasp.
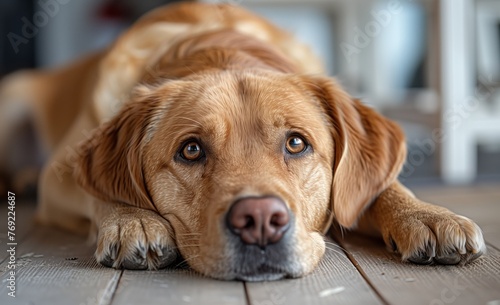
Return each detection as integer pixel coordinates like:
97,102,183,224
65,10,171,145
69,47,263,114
301,76,406,229
74,86,166,210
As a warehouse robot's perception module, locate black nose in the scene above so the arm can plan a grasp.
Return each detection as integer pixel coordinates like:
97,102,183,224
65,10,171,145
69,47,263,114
226,197,290,247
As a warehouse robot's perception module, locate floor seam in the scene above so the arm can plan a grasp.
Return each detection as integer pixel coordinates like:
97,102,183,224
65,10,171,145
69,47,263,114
98,269,124,305
243,281,252,305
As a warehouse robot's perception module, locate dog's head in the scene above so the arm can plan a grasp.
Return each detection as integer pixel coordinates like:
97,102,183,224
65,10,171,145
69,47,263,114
75,70,405,280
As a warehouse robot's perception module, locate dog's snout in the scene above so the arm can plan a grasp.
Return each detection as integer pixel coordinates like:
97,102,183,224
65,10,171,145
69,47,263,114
227,197,290,247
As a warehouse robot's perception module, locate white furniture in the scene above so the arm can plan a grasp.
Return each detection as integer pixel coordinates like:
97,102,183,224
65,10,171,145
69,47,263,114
440,0,500,183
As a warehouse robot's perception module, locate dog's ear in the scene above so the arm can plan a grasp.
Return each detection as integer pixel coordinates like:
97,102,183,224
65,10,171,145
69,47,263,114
300,76,406,229
74,85,166,210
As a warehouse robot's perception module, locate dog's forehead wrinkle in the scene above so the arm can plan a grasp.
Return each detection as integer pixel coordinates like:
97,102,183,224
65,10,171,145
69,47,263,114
166,72,316,138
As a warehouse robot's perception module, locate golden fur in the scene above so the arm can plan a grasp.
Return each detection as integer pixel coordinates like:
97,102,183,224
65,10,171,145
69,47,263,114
0,3,485,280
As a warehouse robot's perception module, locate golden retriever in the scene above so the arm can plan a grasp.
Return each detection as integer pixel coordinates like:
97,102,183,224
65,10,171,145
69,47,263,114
0,3,485,281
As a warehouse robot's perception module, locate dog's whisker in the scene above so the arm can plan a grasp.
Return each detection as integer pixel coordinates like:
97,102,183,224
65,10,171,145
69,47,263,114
324,246,345,256
179,244,200,247
324,241,348,252
340,226,346,239
177,237,201,242
174,255,200,269
169,124,203,129
178,237,201,241
172,116,203,127
322,249,351,269
177,235,201,239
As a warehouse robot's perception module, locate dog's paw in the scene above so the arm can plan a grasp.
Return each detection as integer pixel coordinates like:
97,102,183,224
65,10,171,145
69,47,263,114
95,208,179,270
383,208,486,265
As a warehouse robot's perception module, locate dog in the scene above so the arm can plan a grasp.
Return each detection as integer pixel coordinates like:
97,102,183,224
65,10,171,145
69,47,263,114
0,3,485,281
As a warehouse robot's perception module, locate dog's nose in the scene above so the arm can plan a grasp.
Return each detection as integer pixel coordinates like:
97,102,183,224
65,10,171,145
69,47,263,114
227,197,290,247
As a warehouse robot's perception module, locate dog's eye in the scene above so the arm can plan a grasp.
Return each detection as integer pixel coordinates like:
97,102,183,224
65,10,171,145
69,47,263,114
285,135,307,155
180,141,204,161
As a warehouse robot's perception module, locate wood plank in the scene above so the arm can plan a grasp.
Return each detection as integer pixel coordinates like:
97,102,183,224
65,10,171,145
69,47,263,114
337,233,500,305
246,238,383,305
0,200,36,263
111,268,247,305
0,225,122,305
413,183,500,248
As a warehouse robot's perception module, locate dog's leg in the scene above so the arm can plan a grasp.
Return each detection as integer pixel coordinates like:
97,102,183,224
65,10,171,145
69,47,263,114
92,200,179,270
37,151,93,235
356,181,486,265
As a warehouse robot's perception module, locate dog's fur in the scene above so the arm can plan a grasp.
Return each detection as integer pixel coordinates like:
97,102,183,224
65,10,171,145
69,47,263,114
0,3,485,281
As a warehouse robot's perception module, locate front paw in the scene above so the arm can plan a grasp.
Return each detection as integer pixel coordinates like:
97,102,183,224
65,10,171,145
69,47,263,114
95,208,179,270
382,207,486,265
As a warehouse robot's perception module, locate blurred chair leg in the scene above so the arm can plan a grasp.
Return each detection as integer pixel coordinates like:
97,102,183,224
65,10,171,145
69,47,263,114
440,0,476,184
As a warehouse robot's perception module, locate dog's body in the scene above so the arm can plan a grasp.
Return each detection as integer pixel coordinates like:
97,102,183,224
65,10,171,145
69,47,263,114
0,3,485,281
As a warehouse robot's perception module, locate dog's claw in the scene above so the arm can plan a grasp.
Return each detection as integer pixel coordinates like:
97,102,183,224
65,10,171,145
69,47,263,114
157,247,178,268
100,255,115,268
388,236,398,252
435,252,461,265
151,243,163,257
408,252,433,265
122,255,148,270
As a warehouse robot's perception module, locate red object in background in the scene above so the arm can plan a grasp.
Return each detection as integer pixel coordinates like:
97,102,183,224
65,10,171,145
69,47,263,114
97,0,131,21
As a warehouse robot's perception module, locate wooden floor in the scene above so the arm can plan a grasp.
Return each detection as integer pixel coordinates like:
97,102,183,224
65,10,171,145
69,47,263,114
1,183,500,305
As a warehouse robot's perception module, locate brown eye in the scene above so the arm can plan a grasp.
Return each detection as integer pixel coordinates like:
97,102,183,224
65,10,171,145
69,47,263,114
285,135,307,155
181,141,204,161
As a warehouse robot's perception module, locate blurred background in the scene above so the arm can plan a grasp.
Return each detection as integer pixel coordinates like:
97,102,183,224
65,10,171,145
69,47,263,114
0,0,499,195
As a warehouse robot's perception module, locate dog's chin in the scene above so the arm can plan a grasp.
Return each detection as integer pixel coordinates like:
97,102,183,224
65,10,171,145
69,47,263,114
212,255,303,281
201,261,296,282
196,254,301,282
218,265,294,281
235,272,287,282
234,262,293,281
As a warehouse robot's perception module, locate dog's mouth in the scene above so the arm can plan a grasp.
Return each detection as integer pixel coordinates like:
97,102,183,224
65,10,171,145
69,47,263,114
177,250,292,281
218,231,300,281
